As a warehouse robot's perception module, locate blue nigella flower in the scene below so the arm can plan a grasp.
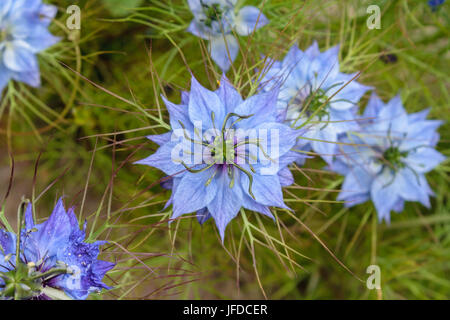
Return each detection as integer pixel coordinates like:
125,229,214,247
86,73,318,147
0,198,114,300
330,93,446,223
0,0,60,93
136,75,302,240
260,42,372,164
187,0,269,71
428,0,445,11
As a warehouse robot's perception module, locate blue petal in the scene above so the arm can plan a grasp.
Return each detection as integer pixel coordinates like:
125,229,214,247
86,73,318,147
241,173,288,209
32,198,72,257
337,166,373,206
0,0,12,17
147,132,172,146
24,203,34,230
11,69,41,87
188,76,226,129
162,95,192,131
241,193,274,220
310,128,338,165
408,108,430,123
405,147,445,173
209,34,239,71
235,6,269,36
0,229,16,256
38,4,58,26
187,20,209,40
187,0,201,12
399,119,443,151
25,25,60,53
372,94,408,136
233,87,279,128
215,74,243,113
196,208,212,225
395,168,431,208
362,91,384,123
278,167,294,186
0,63,12,93
207,168,243,241
370,169,401,223
4,43,38,73
172,168,218,219
134,141,187,177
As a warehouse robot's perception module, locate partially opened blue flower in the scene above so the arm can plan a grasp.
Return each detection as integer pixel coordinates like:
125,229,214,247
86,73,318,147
330,93,445,222
0,0,60,93
187,0,269,71
136,75,302,240
260,42,372,164
0,198,114,300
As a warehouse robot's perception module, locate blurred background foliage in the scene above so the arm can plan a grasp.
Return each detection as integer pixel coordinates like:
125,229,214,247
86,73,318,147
0,0,448,299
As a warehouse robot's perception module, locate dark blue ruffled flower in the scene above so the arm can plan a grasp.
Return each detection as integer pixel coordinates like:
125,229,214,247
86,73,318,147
187,0,269,71
136,75,302,240
0,198,114,300
428,0,445,11
260,42,372,164
0,0,60,93
330,93,446,222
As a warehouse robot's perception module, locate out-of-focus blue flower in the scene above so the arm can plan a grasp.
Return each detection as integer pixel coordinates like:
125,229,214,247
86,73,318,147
428,0,445,11
136,75,302,240
187,0,269,71
0,0,60,93
0,199,114,300
330,93,445,223
260,42,372,164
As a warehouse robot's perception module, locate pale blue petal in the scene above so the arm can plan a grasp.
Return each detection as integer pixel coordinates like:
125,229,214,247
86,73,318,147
233,87,279,128
4,44,38,73
370,169,400,222
197,208,212,225
172,168,218,219
278,167,294,186
404,147,445,173
241,173,288,209
209,34,239,71
235,6,269,36
11,69,41,87
207,168,243,240
188,76,225,129
215,74,242,113
134,141,186,177
187,20,209,39
396,168,431,208
147,132,172,146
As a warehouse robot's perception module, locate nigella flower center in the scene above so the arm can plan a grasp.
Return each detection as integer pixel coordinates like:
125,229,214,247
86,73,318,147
0,27,12,43
200,2,224,28
303,88,331,119
197,0,234,34
382,146,408,170
0,256,71,300
180,112,264,199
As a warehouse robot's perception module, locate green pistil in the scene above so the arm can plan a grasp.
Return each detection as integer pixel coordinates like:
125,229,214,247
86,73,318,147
0,263,69,300
179,112,260,199
383,146,408,170
303,88,330,119
0,199,70,300
0,28,10,43
201,3,223,28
